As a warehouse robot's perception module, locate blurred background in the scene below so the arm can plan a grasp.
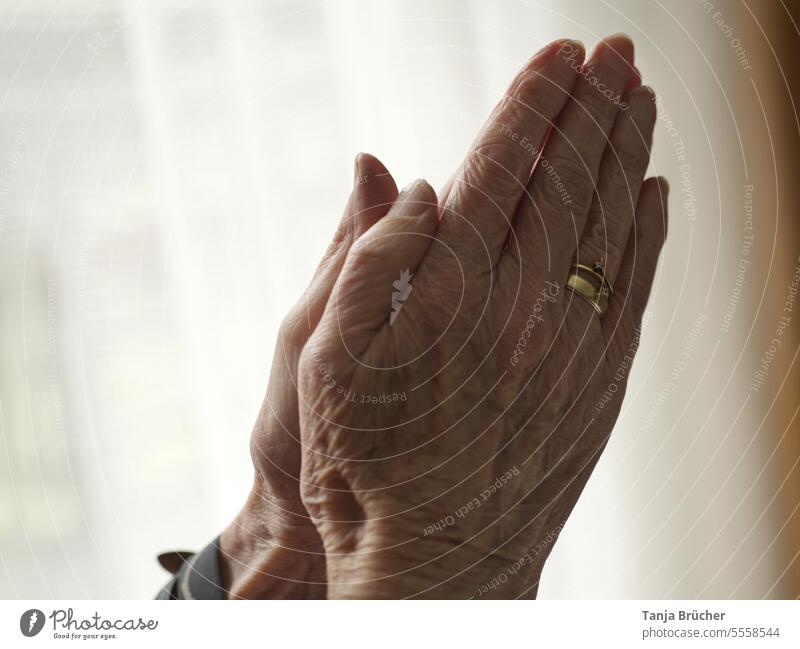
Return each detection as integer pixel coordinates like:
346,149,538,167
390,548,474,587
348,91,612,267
0,0,798,598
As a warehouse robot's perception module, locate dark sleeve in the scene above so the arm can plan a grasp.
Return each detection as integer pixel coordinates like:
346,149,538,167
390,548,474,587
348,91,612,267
155,537,225,600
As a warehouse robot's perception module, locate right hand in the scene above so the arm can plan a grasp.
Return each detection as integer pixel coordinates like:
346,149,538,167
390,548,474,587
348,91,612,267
296,35,667,598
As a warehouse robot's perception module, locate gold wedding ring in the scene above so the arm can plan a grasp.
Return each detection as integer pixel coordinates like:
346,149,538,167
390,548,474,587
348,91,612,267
565,260,613,317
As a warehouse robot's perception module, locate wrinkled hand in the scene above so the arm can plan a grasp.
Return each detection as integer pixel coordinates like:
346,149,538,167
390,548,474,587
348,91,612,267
218,154,400,598
298,35,668,598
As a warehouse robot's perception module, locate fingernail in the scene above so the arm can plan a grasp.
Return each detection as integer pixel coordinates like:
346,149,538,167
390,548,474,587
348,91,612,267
646,87,657,122
353,152,364,185
643,86,657,122
551,38,585,67
600,34,634,73
401,179,434,213
402,178,426,196
630,85,655,121
628,65,642,88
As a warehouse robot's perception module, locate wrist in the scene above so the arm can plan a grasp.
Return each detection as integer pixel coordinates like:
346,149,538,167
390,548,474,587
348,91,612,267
218,476,326,599
319,522,544,599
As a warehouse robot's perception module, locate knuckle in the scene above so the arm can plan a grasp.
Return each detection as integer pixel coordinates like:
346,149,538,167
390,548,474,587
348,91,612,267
533,154,593,214
297,337,327,394
346,235,384,268
577,88,617,126
548,154,588,190
278,308,310,350
592,230,626,265
463,138,526,200
599,167,646,215
603,171,641,211
581,212,628,266
605,135,651,185
619,144,651,180
512,75,565,120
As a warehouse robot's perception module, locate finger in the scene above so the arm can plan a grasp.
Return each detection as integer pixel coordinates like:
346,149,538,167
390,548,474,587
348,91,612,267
434,39,584,269
606,176,669,332
507,34,635,283
625,65,642,93
280,152,399,349
261,153,398,487
575,85,656,287
339,153,400,241
311,179,439,365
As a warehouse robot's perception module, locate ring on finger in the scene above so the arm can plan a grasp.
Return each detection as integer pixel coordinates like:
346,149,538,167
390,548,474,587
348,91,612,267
565,260,613,317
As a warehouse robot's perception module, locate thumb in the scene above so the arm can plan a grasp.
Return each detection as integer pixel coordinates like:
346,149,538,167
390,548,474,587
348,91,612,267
334,152,400,244
280,152,400,351
311,178,439,365
258,153,399,488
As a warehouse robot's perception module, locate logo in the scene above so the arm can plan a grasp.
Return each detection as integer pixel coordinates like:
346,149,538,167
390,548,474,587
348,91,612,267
390,268,413,326
20,609,45,637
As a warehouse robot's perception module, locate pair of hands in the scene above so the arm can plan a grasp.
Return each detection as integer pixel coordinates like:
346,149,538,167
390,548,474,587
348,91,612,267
218,33,668,599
